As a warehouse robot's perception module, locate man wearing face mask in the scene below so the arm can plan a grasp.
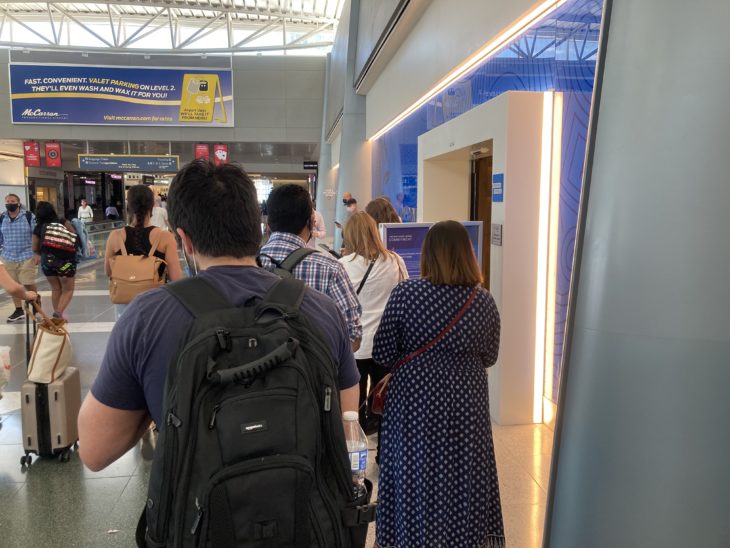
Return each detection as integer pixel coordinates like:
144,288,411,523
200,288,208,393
0,193,38,322
261,184,362,351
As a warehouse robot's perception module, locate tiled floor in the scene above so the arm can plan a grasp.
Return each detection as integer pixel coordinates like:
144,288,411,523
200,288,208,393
0,260,553,547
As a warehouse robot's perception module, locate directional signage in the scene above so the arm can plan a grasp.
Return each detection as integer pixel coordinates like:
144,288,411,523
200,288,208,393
78,154,179,172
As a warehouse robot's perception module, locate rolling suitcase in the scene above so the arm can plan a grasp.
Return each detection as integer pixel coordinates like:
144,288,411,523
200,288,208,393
19,302,80,466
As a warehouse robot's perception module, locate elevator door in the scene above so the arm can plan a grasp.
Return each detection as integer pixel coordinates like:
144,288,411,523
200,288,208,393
470,156,492,288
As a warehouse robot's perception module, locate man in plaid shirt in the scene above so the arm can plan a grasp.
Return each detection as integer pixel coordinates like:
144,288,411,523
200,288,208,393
0,193,38,322
260,184,362,350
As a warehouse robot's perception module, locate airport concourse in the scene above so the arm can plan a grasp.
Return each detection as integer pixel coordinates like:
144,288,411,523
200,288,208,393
1,0,729,547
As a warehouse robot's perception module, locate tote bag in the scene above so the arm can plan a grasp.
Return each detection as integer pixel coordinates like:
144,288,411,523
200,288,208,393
27,306,72,384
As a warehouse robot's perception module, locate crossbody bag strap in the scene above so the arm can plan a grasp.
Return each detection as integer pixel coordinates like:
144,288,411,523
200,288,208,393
391,285,480,375
356,259,376,295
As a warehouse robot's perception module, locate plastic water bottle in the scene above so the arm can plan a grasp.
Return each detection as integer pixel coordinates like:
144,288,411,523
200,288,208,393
343,411,368,498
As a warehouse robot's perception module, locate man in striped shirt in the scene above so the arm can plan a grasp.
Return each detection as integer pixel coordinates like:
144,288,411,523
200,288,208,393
260,184,362,351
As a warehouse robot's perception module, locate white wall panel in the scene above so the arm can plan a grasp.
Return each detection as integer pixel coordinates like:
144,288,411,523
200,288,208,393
418,92,544,425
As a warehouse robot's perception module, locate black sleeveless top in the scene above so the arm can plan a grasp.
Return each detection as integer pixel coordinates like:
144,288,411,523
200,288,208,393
115,226,168,277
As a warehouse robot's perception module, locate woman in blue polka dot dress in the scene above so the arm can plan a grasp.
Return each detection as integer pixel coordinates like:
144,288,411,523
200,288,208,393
373,220,504,548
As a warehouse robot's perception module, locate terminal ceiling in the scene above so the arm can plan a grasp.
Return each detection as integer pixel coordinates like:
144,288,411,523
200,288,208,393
0,0,344,53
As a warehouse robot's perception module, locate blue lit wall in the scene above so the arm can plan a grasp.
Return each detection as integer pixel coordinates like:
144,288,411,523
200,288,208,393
371,0,602,402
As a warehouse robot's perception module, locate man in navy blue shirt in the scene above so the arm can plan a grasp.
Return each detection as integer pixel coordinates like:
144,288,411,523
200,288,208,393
78,161,360,471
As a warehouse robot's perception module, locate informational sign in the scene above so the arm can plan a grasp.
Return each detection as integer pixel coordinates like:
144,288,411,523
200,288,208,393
23,140,40,167
45,142,62,167
10,64,233,127
303,161,318,170
492,173,504,203
78,154,179,172
213,144,229,166
491,223,503,246
194,143,210,161
380,222,483,279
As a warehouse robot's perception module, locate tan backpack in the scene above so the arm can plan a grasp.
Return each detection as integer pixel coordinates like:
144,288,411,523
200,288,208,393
108,231,167,304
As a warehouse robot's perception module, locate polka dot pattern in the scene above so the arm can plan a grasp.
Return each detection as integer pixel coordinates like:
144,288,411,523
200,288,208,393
372,279,505,548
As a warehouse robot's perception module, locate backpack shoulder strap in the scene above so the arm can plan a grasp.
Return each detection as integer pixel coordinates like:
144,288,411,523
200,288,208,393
258,252,281,268
25,211,32,225
263,278,306,311
148,231,162,257
278,247,318,274
163,277,232,318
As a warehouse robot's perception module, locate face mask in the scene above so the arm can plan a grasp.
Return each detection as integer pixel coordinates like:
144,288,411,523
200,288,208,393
5,203,18,212
183,248,199,276
342,199,348,205
346,205,355,212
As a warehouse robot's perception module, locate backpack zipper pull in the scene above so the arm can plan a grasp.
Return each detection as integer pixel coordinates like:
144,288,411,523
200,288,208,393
166,411,182,428
324,386,332,412
215,329,231,351
191,497,204,535
208,404,221,429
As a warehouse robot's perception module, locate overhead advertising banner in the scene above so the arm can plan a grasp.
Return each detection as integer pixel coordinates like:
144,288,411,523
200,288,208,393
23,141,40,167
45,142,62,167
9,64,234,127
78,154,179,173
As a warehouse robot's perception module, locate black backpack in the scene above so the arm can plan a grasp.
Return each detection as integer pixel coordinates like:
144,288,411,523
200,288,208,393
136,277,374,548
259,247,318,279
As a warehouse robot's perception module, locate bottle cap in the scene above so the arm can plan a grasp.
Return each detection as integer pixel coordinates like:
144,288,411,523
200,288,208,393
343,411,359,421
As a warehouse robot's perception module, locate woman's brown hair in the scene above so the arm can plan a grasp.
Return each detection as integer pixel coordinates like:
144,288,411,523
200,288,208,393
343,211,394,262
126,184,154,227
421,220,482,285
365,197,400,225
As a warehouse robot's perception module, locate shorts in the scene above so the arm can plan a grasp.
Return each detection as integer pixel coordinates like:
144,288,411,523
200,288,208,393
4,257,38,285
41,254,77,278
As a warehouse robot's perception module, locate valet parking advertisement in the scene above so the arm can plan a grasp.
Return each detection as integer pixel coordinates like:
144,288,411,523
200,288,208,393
9,64,234,127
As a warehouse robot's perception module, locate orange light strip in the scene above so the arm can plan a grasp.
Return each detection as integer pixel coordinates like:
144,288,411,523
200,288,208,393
369,0,567,142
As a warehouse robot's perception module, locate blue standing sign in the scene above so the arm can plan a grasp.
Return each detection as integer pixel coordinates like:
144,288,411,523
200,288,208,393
380,222,483,279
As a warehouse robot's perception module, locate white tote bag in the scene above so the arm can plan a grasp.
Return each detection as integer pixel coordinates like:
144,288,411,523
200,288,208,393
27,306,72,384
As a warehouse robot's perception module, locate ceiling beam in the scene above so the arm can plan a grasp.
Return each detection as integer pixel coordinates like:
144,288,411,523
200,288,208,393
0,0,337,24
118,7,166,47
0,38,332,54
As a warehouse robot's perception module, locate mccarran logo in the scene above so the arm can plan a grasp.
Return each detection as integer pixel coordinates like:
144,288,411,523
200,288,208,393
21,108,62,118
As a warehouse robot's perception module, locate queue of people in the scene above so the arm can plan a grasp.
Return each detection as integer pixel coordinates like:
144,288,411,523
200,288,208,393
0,160,505,547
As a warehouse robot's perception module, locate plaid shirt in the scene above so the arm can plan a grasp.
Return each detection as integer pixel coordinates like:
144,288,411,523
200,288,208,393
0,208,36,262
260,232,363,342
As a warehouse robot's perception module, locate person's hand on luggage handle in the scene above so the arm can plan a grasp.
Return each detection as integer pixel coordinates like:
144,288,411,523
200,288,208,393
24,290,38,302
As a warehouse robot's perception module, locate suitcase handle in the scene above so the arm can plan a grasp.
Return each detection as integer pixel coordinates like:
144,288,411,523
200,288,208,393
208,338,299,384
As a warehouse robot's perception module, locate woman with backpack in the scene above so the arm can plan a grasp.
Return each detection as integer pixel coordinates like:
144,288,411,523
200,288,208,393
105,185,182,318
32,201,79,320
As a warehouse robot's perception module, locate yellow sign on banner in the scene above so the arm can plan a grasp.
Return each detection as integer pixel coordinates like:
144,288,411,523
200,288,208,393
179,74,228,124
